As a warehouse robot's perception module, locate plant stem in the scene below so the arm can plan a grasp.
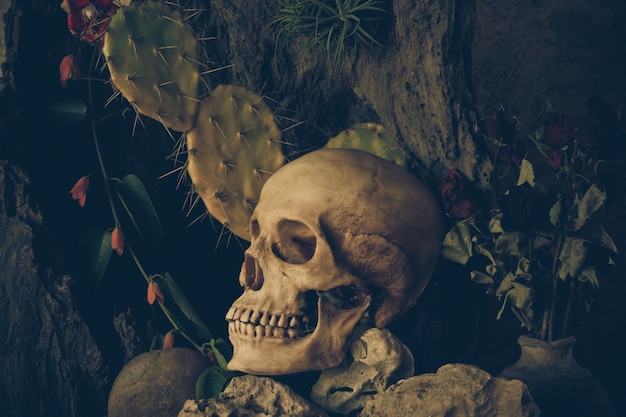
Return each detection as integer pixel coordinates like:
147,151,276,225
561,277,577,337
88,116,121,228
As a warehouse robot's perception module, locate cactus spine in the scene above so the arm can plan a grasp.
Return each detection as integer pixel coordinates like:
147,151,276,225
186,84,285,240
325,122,407,168
102,0,200,132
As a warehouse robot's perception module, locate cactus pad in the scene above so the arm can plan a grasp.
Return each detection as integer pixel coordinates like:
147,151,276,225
186,85,285,240
102,0,200,132
325,123,407,168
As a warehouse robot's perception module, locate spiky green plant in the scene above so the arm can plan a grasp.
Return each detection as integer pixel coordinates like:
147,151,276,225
102,0,200,132
185,84,285,240
273,0,392,72
325,122,407,168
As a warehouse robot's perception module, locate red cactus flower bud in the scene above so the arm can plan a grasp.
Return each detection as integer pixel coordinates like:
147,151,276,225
59,55,81,88
163,332,175,349
111,228,125,256
70,176,90,207
147,282,165,305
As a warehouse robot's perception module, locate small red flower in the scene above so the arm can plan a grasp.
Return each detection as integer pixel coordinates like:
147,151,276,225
59,55,81,88
111,228,125,256
147,282,165,305
70,176,90,207
62,0,118,45
163,332,175,349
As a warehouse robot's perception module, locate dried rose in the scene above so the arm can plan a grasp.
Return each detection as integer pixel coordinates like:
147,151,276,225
544,112,573,149
440,169,480,220
546,149,563,168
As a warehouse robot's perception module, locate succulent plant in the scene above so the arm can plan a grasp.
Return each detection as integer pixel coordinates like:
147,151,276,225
325,122,407,168
185,84,286,240
102,0,200,132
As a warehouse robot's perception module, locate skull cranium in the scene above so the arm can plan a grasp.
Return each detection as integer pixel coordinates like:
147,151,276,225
225,148,443,375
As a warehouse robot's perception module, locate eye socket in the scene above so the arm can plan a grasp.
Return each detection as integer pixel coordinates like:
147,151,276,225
271,220,316,264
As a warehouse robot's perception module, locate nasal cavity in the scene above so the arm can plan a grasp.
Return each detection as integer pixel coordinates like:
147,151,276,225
244,253,264,290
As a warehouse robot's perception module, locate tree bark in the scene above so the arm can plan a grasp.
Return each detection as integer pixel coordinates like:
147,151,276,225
208,0,489,186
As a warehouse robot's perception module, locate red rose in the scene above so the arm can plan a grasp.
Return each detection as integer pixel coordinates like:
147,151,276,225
440,169,480,220
546,149,563,168
544,112,573,149
574,125,597,153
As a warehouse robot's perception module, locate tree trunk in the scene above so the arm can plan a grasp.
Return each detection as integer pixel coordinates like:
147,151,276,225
209,0,489,186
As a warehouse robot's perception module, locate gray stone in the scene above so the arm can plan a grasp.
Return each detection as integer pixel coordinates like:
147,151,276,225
178,375,328,417
360,363,540,417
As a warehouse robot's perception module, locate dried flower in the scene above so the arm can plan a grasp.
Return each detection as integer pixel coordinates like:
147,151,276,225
111,228,124,256
440,169,481,220
543,112,573,149
546,149,563,169
147,282,164,305
442,100,619,341
70,176,90,207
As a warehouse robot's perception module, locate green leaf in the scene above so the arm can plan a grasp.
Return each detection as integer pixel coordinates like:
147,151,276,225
470,270,495,285
516,159,536,187
573,184,606,231
441,222,473,265
154,272,213,343
195,366,234,399
43,96,88,123
578,266,599,290
79,229,113,288
209,338,233,371
588,225,618,254
488,213,504,233
495,273,534,329
495,232,525,257
549,199,562,227
558,237,588,280
115,174,163,246
150,334,165,351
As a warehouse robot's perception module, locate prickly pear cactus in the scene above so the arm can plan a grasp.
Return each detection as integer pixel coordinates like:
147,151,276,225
102,0,200,132
186,84,285,240
325,123,407,168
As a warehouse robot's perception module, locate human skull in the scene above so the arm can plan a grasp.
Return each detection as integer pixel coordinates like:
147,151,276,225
225,148,443,375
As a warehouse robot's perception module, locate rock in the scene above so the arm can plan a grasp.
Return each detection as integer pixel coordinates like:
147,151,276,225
310,327,414,415
178,375,328,417
360,363,540,417
108,348,210,417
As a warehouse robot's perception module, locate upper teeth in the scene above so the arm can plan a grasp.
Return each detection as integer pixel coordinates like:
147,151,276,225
225,307,314,339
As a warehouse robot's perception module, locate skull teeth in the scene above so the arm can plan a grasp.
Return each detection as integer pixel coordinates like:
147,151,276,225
226,307,316,339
